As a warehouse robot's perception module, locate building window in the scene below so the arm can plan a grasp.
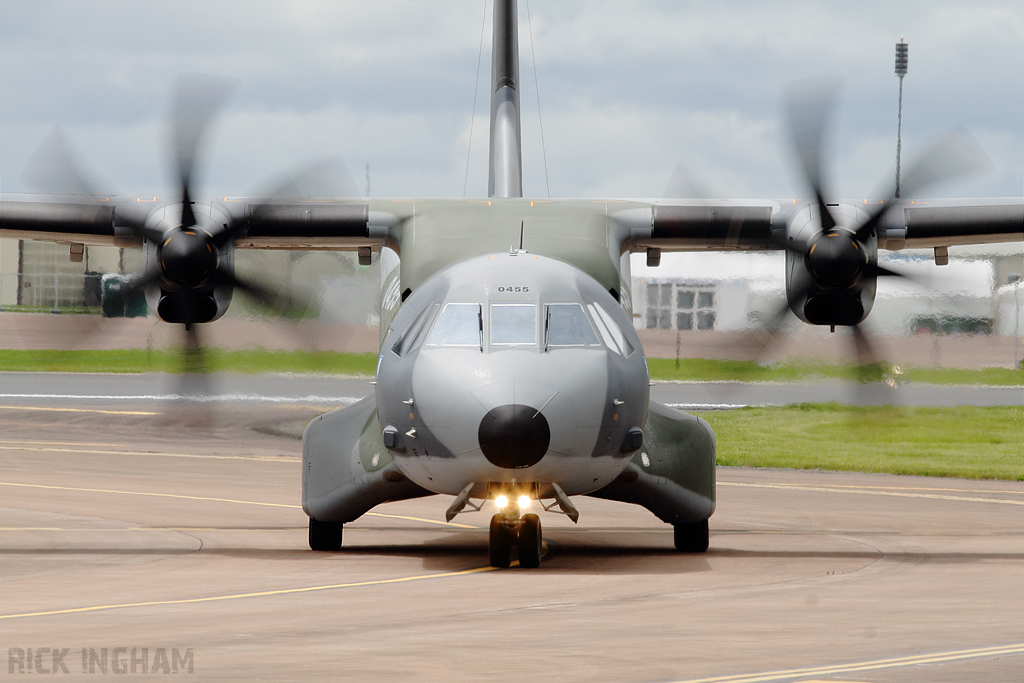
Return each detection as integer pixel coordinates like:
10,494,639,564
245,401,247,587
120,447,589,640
645,283,671,329
646,283,716,331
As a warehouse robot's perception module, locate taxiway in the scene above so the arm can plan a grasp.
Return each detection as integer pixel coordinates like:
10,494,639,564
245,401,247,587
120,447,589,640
0,390,1021,681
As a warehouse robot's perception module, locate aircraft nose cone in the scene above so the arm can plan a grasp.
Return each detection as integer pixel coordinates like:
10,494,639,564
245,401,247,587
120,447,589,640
478,404,550,469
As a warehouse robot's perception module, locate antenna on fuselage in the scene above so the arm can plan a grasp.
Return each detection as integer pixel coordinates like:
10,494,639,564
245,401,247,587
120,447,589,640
487,0,523,198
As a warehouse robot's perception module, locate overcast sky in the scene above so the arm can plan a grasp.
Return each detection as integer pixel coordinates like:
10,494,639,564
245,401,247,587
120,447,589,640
1,0,1021,202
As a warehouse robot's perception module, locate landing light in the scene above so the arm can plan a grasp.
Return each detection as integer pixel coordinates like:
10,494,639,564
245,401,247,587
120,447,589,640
495,495,508,509
518,495,531,510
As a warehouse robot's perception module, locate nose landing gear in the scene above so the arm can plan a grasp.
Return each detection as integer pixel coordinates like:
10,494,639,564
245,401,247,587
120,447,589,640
488,511,543,568
519,514,542,568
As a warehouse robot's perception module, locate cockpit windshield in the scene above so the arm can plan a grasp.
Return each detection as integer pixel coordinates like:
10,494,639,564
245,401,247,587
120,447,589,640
490,304,537,345
544,304,600,347
426,303,482,346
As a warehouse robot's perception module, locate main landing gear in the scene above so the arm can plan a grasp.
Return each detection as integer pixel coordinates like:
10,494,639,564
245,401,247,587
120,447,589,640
489,511,543,568
673,519,709,553
309,518,344,551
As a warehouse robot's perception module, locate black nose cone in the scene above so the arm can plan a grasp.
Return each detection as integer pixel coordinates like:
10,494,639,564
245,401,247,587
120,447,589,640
478,404,550,469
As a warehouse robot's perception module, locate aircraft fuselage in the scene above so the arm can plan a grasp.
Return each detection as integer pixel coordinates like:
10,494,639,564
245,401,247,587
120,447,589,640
376,251,650,500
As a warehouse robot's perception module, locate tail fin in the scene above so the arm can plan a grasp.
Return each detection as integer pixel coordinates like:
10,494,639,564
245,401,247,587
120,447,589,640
487,0,523,198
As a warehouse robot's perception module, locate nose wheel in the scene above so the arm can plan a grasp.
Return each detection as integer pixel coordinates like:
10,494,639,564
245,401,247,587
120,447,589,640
519,514,542,568
489,512,543,568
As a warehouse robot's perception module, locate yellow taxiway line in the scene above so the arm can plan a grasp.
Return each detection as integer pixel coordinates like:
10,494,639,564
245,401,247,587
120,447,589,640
0,565,498,622
0,481,479,529
0,444,297,463
0,405,159,416
5,437,1019,499
669,642,1024,682
0,438,291,462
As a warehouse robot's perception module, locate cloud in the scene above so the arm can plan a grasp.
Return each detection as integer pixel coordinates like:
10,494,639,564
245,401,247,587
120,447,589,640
0,0,1020,199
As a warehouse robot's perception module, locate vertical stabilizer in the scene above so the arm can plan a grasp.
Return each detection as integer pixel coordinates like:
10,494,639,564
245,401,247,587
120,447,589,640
487,0,523,198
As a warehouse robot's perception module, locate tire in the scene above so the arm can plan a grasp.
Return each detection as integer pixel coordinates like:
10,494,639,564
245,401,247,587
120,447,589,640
489,514,512,568
674,519,709,553
308,518,344,551
518,514,542,568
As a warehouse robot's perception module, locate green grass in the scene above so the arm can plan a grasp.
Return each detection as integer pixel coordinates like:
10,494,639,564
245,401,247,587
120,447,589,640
0,350,1020,385
703,403,1024,480
646,357,1023,386
1,349,1019,480
0,305,101,315
0,349,378,375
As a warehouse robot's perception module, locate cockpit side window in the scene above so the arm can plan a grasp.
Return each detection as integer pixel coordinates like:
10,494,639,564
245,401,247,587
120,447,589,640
490,303,537,346
587,303,636,357
426,303,482,347
391,302,439,356
544,304,600,347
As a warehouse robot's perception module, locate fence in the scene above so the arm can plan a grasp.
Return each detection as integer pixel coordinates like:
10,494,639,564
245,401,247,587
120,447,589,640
0,272,145,316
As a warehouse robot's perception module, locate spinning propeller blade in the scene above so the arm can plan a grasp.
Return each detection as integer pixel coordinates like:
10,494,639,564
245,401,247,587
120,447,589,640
751,79,990,396
21,75,333,418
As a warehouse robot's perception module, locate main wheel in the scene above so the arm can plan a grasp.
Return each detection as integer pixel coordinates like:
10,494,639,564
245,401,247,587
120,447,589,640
489,514,512,568
518,513,542,568
309,518,344,551
674,519,709,553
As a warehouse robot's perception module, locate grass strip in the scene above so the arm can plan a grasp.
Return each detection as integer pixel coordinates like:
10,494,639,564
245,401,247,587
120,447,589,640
646,357,1022,386
0,349,378,376
703,403,1024,480
0,350,1020,386
0,305,101,315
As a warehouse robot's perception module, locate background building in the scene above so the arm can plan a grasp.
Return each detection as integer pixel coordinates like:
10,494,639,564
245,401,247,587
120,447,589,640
630,248,1021,338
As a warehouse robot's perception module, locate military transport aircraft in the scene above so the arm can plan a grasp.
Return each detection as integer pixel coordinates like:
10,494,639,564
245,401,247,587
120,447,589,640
1,0,1021,568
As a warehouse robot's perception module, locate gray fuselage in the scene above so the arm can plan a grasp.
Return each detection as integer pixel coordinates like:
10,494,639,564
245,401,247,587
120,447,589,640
375,251,650,500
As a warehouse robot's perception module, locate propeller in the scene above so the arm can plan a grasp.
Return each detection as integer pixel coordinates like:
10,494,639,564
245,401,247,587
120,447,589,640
781,78,989,294
662,162,717,200
751,78,991,395
22,126,102,195
22,75,345,411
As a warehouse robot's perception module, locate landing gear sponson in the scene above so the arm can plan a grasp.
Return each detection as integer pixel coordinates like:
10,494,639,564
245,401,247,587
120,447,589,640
303,396,716,563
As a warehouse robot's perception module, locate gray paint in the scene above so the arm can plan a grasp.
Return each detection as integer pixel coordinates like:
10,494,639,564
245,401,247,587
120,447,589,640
487,0,522,199
1,2,1022,541
374,252,649,498
303,395,432,523
589,400,716,525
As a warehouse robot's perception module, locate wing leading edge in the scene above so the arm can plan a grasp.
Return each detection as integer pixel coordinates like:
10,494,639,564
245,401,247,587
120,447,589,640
0,194,387,252
1,194,1020,255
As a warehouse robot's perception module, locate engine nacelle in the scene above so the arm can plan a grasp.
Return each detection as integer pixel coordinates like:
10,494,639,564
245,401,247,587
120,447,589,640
783,201,878,327
141,200,235,324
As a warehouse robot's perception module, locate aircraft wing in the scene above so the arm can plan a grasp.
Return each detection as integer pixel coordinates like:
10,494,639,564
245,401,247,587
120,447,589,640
234,200,386,251
0,195,146,247
638,202,776,251
0,194,388,251
2,193,1020,255
630,198,1023,253
877,199,1024,250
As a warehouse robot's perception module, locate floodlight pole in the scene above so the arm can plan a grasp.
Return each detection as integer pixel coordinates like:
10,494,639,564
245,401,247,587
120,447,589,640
894,38,909,198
